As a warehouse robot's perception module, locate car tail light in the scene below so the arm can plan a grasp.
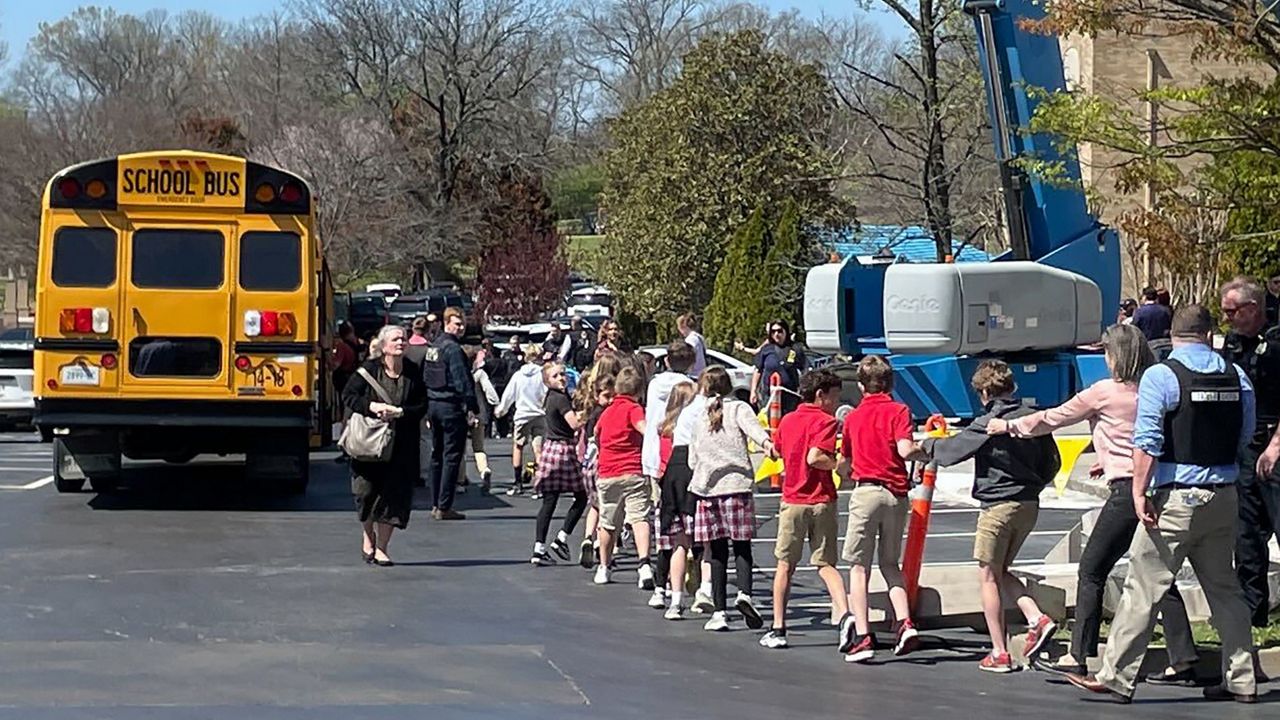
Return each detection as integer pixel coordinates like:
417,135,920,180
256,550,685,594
100,353,118,370
59,307,110,334
234,355,252,371
244,310,295,337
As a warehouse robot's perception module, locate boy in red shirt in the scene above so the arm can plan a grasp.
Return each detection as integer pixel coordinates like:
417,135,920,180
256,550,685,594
840,356,924,663
760,369,855,652
593,367,655,589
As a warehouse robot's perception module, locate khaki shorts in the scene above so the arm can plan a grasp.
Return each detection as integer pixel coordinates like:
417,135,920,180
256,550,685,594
514,417,546,453
842,484,910,568
597,474,654,531
973,500,1039,570
775,501,839,567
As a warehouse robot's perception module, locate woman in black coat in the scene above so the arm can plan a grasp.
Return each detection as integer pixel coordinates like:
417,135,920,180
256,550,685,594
342,325,428,567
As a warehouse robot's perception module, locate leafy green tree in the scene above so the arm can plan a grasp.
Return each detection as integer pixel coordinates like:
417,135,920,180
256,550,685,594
600,29,852,324
1023,5,1280,292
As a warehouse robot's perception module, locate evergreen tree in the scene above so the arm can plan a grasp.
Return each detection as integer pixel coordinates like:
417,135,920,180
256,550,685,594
705,207,769,349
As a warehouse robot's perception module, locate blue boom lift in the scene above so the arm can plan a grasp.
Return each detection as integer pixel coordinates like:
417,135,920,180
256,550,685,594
804,0,1122,419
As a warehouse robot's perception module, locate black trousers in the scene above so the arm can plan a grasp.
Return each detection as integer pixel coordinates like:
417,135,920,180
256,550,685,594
708,538,753,612
1072,478,1196,664
536,492,589,544
427,402,468,512
1236,438,1280,627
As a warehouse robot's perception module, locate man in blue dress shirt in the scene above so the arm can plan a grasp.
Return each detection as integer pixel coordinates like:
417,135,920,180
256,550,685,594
1067,305,1257,704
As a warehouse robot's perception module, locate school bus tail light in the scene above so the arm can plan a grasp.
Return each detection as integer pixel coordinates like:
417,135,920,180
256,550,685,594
234,355,252,371
58,178,82,200
59,307,111,334
100,353,118,370
254,183,276,204
85,179,109,200
244,310,296,337
279,182,303,204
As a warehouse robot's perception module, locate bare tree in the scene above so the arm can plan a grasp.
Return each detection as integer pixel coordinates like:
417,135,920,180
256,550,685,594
302,0,568,262
831,1,997,259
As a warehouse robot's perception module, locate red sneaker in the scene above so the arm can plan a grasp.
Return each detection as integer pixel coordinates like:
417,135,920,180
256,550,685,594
979,652,1014,673
1023,615,1058,659
894,618,921,656
843,634,875,664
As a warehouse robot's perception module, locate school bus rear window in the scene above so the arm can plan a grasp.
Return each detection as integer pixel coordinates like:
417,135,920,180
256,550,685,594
240,232,301,291
52,227,116,287
132,229,225,289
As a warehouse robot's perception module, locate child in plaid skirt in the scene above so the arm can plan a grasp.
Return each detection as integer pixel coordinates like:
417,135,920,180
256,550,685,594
688,367,774,632
531,363,590,566
651,381,698,619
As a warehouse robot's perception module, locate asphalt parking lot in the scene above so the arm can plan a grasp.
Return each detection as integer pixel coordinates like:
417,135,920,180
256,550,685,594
0,432,1273,718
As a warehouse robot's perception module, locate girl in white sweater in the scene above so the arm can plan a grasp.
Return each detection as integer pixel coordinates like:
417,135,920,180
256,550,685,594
687,367,774,632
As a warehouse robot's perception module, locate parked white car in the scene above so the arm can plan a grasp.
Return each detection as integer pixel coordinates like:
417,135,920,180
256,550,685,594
0,340,35,431
639,345,754,402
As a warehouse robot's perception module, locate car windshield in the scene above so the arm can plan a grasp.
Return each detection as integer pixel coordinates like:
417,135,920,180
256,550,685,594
0,327,33,342
389,298,428,314
349,297,384,316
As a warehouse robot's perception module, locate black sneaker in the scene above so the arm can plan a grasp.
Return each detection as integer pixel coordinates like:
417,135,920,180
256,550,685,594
530,551,554,567
837,613,857,654
549,539,571,562
579,540,595,569
480,470,492,496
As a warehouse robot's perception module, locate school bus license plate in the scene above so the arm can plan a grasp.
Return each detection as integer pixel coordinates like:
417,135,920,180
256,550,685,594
59,364,101,386
237,361,286,395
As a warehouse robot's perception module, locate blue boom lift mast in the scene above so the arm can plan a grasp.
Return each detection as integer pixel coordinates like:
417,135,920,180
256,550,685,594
804,0,1122,419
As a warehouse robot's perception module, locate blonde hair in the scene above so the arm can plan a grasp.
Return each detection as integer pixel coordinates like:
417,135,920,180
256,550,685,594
542,361,564,385
614,367,644,398
659,381,697,438
699,366,734,432
368,325,405,360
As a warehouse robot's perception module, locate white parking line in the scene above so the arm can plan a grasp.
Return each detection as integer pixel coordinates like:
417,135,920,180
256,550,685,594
746,529,1067,544
0,475,54,490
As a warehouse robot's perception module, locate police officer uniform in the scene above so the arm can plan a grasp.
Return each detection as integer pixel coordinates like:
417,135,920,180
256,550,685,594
1221,326,1280,627
423,330,478,516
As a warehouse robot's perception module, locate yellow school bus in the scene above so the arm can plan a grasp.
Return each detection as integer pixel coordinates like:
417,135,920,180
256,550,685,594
34,150,332,494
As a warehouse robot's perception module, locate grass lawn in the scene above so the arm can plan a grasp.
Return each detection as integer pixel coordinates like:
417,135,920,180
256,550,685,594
566,234,605,276
1054,610,1280,650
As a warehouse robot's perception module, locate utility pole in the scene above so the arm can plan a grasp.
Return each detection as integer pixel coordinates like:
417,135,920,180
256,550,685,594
1143,49,1170,285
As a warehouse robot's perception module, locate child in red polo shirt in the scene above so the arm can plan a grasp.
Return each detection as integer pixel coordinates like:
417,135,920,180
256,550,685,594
840,355,925,663
593,366,655,589
760,369,855,652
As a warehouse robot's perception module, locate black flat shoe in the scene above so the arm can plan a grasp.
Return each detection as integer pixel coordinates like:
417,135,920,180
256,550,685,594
362,551,374,564
1032,657,1087,678
1144,666,1198,686
373,557,395,567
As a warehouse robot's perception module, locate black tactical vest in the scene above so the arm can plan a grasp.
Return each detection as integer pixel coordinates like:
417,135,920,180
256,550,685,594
1159,359,1243,466
423,336,450,391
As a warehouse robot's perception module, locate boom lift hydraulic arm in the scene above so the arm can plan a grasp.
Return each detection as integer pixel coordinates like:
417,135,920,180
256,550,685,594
803,0,1121,418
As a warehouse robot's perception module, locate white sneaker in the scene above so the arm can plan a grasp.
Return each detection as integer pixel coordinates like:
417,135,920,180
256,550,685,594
703,611,731,632
665,604,685,621
637,563,655,591
648,588,667,609
593,565,612,585
692,590,714,614
759,629,789,649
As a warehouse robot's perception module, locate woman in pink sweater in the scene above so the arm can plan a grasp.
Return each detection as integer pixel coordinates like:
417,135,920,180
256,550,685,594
987,324,1198,681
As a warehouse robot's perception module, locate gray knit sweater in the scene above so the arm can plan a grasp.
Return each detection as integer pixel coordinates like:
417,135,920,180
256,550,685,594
688,398,773,497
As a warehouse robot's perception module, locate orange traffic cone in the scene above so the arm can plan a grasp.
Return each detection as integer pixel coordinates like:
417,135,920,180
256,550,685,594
903,414,948,613
767,372,783,489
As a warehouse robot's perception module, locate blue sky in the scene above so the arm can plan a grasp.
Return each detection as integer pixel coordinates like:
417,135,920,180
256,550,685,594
2,1,900,63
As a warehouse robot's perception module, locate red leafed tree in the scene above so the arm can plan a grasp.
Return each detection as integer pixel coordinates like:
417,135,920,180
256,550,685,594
475,169,569,323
